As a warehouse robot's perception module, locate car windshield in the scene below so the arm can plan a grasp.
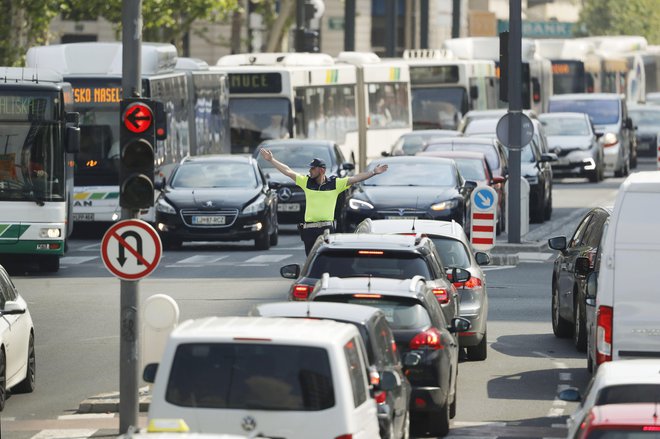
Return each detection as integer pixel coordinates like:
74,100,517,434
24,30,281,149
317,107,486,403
171,162,258,188
309,250,432,280
629,109,660,127
429,237,471,269
542,117,591,136
364,162,456,186
165,343,334,411
424,142,501,173
596,384,660,406
548,99,620,125
316,296,432,330
257,144,333,170
391,135,427,156
452,158,487,181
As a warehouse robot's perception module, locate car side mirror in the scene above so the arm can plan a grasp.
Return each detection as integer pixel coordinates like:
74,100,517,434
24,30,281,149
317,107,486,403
540,153,558,163
268,180,281,190
575,256,592,276
491,176,506,184
65,125,81,154
586,271,598,301
1,301,26,315
470,85,479,100
280,264,301,279
558,387,581,402
403,352,421,367
595,132,604,139
378,370,401,392
475,252,490,266
143,363,158,383
451,267,471,284
341,163,355,172
449,317,471,333
463,180,478,190
154,177,166,191
626,117,634,130
548,236,567,252
381,151,391,157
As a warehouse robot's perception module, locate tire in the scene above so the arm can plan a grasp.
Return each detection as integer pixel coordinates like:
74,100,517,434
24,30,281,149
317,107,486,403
552,284,572,338
587,352,594,374
14,333,35,394
0,349,6,411
544,190,553,221
39,255,59,273
574,297,587,352
269,223,279,247
428,401,450,437
449,388,457,419
254,230,270,250
588,169,599,183
467,330,488,361
631,145,638,169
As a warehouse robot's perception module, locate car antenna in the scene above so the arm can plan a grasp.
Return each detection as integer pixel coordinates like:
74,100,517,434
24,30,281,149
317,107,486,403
368,274,372,292
411,197,419,233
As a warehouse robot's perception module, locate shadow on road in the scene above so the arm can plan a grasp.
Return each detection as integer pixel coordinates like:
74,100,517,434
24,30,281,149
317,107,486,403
486,367,590,401
491,333,587,360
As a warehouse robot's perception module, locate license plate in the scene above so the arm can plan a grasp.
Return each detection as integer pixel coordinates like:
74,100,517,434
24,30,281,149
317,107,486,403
386,216,417,220
73,213,94,221
192,215,226,225
278,203,301,212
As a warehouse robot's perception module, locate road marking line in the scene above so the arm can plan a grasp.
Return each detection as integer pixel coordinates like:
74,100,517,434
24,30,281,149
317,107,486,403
547,407,564,417
238,263,269,267
557,383,571,392
482,265,515,271
244,254,292,263
553,400,567,407
559,372,571,381
30,429,98,439
175,255,228,264
80,243,101,251
57,413,115,420
452,421,506,427
60,256,98,265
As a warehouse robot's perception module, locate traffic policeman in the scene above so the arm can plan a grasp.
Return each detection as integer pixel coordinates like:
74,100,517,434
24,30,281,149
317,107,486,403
260,149,388,255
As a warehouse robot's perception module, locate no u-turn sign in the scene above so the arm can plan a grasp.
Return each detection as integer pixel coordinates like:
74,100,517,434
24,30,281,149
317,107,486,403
101,219,162,280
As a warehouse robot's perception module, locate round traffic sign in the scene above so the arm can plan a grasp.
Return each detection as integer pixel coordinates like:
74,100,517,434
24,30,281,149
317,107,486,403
123,103,153,134
496,112,534,149
473,187,496,211
101,219,162,280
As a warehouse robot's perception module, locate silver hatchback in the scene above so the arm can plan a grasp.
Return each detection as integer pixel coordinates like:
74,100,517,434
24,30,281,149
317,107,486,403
355,218,490,361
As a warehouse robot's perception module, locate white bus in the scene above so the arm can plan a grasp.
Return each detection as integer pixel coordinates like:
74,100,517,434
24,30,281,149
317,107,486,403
26,43,230,226
443,37,554,114
400,49,497,131
534,38,601,94
0,68,80,272
216,52,412,169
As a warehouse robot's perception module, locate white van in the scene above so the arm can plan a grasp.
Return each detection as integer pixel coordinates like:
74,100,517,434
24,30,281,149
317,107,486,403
591,171,660,366
144,316,380,439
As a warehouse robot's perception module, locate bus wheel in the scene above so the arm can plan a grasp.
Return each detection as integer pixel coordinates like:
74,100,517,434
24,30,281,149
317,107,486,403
39,256,60,273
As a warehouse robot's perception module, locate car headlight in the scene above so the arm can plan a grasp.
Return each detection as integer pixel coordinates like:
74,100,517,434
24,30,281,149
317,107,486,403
348,198,374,210
243,197,266,215
431,199,459,211
524,175,539,185
155,198,176,214
601,132,618,147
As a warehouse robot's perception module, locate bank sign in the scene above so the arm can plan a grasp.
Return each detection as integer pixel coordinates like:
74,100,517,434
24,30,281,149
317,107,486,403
497,20,574,38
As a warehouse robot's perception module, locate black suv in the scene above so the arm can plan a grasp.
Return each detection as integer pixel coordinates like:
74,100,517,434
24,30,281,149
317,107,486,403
280,233,470,328
310,275,470,437
252,301,412,439
253,139,355,231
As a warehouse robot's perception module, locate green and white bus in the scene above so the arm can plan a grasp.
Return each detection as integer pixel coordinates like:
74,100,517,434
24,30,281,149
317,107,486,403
0,67,80,272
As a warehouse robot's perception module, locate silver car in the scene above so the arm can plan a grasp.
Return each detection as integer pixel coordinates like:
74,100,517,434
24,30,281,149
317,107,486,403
538,112,604,182
355,218,490,361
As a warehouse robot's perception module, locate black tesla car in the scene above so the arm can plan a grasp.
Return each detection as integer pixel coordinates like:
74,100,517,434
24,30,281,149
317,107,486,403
344,156,477,231
253,139,355,230
154,155,278,250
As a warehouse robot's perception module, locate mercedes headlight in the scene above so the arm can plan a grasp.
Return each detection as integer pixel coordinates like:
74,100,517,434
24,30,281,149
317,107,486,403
348,198,374,210
601,132,618,147
155,198,176,214
243,197,266,215
431,200,459,211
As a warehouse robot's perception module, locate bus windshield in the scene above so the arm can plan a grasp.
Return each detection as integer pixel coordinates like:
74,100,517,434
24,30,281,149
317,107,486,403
229,98,291,153
0,121,65,202
75,108,120,186
412,87,466,130
552,61,586,94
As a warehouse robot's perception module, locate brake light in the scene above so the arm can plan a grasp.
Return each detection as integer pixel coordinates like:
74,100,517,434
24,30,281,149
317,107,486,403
374,390,387,404
335,435,353,439
292,284,312,300
644,427,660,432
432,288,449,304
353,293,382,299
369,369,380,385
596,305,613,365
409,328,444,350
453,277,482,289
358,250,383,255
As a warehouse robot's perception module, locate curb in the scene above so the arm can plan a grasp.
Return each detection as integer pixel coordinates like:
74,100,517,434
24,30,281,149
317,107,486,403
78,387,151,414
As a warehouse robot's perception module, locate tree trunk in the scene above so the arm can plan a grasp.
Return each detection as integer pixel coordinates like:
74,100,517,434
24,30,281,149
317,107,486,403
230,8,243,53
265,0,295,52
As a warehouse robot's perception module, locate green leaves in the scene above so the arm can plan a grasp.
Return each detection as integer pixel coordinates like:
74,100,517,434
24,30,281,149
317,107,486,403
578,0,660,43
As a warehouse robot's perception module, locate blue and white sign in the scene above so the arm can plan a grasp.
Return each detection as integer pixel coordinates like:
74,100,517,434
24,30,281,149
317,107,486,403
473,187,496,211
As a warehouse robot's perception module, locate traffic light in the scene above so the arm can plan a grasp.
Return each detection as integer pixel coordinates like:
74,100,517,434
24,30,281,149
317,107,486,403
119,98,156,210
499,31,509,103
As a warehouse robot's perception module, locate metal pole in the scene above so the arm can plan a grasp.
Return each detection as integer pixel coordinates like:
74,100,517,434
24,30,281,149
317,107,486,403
385,0,397,57
420,0,429,49
120,0,142,433
295,0,305,52
452,0,461,38
507,0,522,244
344,0,355,51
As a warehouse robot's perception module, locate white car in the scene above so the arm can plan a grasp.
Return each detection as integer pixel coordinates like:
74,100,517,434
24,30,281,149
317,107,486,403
0,264,36,410
559,359,660,438
355,218,490,361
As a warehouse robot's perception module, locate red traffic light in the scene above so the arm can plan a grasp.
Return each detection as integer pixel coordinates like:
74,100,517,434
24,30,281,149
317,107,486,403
122,103,154,134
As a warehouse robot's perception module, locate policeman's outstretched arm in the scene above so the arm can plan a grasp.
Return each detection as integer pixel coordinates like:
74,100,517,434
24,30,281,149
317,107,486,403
260,148,297,181
348,163,388,185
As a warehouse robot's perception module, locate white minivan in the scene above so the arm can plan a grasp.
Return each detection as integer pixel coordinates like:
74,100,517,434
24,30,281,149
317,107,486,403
591,171,660,366
144,316,381,439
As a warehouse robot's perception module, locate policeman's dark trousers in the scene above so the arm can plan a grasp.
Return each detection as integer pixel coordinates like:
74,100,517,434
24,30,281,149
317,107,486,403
302,226,334,255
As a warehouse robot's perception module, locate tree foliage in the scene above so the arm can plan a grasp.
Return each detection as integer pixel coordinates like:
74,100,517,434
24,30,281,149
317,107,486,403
0,0,60,66
577,0,660,44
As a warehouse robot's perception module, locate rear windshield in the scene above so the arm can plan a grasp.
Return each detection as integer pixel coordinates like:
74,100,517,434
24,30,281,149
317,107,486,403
309,250,432,279
548,99,620,125
424,142,500,174
430,237,471,269
586,432,660,438
596,384,660,406
165,343,335,411
316,296,431,330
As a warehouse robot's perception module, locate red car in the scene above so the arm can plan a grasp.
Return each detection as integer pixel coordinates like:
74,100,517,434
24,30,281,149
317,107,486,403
576,403,660,438
417,150,506,235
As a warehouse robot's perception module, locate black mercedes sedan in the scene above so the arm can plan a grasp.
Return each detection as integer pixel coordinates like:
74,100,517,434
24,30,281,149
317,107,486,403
344,156,477,231
154,155,278,250
253,139,355,230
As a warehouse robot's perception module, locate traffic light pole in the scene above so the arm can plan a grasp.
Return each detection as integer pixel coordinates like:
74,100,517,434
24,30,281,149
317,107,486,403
120,0,142,433
507,0,522,244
